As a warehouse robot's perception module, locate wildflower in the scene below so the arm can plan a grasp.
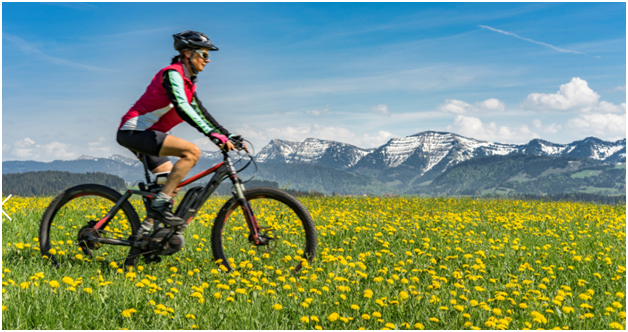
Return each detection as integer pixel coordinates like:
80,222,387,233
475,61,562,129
609,322,623,330
562,306,574,314
170,267,178,273
429,317,439,323
186,314,196,320
301,316,310,323
83,288,93,294
49,280,60,289
328,312,340,322
272,304,282,311
361,314,371,320
364,289,373,298
372,312,382,318
414,323,425,329
351,304,360,310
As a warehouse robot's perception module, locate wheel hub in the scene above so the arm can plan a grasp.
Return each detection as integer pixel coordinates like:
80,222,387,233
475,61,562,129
77,221,101,256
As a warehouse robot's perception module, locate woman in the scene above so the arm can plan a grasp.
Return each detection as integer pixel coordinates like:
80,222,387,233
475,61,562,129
117,30,246,231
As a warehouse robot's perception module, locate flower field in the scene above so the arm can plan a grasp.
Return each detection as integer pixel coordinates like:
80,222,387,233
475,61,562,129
1,195,626,330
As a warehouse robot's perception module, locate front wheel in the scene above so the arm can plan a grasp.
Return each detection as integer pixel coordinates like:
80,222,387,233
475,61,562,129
211,187,317,274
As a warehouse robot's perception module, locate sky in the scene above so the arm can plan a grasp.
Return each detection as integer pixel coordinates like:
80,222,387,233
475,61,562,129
2,2,626,162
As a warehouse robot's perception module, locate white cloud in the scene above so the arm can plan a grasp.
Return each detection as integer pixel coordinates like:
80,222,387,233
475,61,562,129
5,138,78,160
476,98,505,112
14,137,36,148
447,115,539,143
370,104,391,117
438,99,472,114
438,98,505,114
232,124,396,149
612,85,626,92
88,137,106,146
566,113,626,138
88,146,111,153
521,77,623,113
361,131,395,147
37,142,77,160
308,105,329,117
532,119,561,134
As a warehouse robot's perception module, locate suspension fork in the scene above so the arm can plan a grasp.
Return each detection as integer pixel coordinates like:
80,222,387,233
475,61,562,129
225,155,262,244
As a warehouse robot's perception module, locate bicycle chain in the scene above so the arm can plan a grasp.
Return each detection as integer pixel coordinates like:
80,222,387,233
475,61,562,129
76,228,159,268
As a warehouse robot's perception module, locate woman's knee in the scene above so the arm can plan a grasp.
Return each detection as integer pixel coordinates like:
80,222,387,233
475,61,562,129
182,145,201,162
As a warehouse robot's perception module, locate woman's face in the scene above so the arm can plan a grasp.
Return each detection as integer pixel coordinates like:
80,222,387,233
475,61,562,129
189,47,210,72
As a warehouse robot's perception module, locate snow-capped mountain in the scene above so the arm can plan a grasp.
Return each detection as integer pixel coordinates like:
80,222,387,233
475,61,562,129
106,154,142,166
255,131,626,187
256,138,373,170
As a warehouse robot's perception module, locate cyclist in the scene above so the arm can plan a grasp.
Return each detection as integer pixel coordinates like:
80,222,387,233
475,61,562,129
117,30,246,233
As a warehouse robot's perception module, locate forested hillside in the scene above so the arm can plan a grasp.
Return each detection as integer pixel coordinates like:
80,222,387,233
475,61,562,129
421,155,625,196
3,171,126,197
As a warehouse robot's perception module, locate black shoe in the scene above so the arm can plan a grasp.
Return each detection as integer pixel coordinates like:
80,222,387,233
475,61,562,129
148,202,186,226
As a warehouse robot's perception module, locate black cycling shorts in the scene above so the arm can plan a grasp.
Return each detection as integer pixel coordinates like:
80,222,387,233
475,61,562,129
116,130,170,171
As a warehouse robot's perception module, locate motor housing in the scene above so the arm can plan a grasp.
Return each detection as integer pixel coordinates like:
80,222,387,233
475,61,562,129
147,228,185,256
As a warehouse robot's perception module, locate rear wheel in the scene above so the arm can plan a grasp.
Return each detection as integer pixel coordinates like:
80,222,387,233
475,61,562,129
211,187,317,274
39,184,141,267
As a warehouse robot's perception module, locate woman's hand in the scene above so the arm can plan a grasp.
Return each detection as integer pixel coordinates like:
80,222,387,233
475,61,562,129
222,140,236,152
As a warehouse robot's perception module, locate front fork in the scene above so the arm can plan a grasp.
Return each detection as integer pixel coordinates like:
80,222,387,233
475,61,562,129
225,157,262,245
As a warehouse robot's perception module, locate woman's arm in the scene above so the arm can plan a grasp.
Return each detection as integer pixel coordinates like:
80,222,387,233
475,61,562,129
162,69,230,138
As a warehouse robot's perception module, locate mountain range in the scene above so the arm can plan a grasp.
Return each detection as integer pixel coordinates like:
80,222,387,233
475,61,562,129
254,131,625,190
3,131,625,194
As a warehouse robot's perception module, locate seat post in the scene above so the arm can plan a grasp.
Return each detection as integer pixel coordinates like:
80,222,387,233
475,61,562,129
142,155,152,184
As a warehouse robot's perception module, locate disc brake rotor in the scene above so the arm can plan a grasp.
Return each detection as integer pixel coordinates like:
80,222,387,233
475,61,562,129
249,227,278,253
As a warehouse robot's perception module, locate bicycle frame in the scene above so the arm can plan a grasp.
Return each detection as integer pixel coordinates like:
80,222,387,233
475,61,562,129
86,150,263,248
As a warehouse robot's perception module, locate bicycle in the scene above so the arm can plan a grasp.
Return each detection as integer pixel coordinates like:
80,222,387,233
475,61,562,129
38,140,317,274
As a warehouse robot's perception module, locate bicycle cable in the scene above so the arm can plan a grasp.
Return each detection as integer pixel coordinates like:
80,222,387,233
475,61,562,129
234,139,258,185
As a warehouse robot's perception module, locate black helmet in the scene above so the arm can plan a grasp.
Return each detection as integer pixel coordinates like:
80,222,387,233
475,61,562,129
173,30,218,52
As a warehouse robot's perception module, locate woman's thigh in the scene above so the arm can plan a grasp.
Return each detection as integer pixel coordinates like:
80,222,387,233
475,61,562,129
158,134,201,159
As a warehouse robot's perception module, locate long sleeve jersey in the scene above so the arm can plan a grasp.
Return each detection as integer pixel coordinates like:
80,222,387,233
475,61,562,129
118,62,230,139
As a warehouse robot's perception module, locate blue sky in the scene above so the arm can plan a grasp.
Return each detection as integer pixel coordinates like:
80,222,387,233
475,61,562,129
2,2,626,162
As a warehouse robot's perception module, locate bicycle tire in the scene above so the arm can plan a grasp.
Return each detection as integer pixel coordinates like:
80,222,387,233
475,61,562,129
39,184,141,267
211,187,317,273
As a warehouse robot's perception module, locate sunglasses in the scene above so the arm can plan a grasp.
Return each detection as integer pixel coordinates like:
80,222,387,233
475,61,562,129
194,49,210,60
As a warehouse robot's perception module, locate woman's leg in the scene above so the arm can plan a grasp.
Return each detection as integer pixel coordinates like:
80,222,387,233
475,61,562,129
150,161,181,196
157,135,201,197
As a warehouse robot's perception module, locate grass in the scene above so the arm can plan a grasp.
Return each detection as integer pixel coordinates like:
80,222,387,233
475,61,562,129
2,195,626,330
570,170,603,179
